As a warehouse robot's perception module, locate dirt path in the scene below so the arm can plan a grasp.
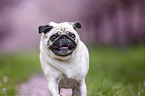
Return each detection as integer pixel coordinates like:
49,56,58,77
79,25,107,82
16,74,72,96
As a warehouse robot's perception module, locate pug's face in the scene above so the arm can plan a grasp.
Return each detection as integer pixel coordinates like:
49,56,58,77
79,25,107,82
39,22,81,56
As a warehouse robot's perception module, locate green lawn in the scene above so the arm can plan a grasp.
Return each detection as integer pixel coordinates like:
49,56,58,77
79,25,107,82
0,46,145,96
87,46,145,96
0,52,41,96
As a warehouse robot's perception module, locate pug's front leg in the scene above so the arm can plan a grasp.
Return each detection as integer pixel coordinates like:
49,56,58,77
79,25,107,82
47,78,60,96
79,80,87,96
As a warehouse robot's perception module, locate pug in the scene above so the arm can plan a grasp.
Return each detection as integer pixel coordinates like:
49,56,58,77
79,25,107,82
38,21,89,96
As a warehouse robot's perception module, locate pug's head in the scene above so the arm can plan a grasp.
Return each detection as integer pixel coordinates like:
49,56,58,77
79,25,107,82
39,21,81,57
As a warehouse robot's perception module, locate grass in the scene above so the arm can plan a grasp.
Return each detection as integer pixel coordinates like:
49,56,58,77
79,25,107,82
0,52,41,96
87,46,145,96
0,46,145,96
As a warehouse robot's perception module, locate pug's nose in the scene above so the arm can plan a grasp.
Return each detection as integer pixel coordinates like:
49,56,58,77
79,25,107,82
61,36,69,42
62,36,67,40
61,36,69,46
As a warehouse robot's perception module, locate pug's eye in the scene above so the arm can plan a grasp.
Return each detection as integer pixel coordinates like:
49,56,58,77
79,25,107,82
69,33,75,39
50,35,58,41
70,34,75,38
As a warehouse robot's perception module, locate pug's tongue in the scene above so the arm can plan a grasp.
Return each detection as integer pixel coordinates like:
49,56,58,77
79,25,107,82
59,47,69,52
59,47,68,49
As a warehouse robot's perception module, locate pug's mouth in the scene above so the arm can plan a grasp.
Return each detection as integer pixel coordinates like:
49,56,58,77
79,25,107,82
49,35,77,56
50,46,76,56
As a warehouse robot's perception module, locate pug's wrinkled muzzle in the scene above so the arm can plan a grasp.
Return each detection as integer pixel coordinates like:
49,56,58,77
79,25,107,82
49,35,77,56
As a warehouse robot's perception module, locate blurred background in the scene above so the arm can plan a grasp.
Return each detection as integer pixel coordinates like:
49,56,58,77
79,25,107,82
0,0,145,52
0,0,145,96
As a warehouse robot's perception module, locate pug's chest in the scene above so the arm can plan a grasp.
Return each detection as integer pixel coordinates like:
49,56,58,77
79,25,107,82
58,62,86,81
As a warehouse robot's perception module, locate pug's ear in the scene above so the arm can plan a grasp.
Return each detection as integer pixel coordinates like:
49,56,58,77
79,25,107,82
38,25,53,34
73,22,81,30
